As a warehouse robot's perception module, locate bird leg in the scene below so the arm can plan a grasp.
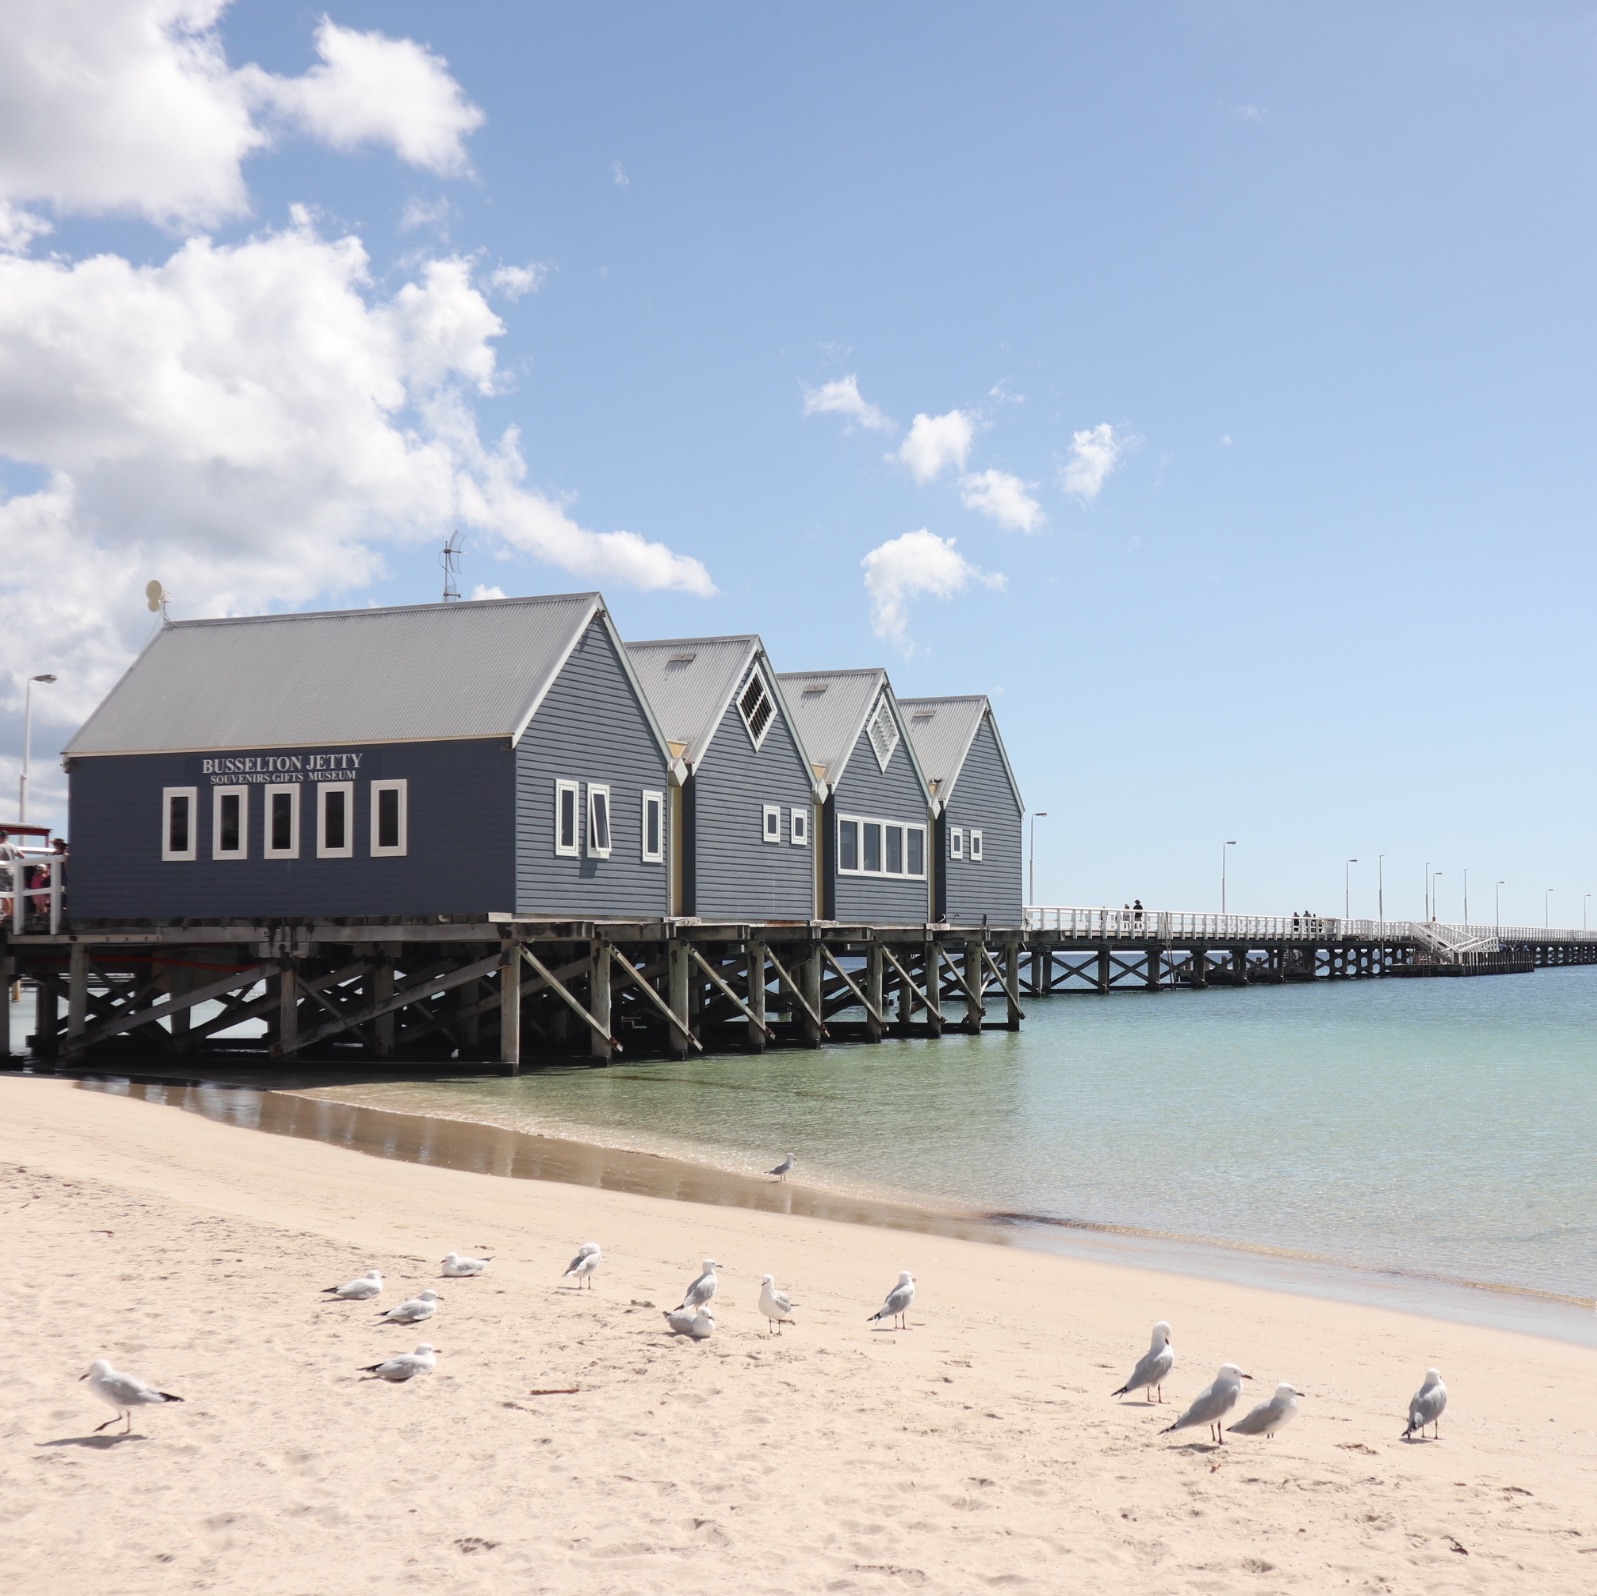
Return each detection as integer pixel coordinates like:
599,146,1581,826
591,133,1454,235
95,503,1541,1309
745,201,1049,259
93,1414,120,1434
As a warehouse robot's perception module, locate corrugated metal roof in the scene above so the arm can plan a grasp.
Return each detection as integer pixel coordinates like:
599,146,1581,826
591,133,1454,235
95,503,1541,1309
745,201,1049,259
775,669,885,785
626,636,758,765
899,694,1024,808
64,593,606,756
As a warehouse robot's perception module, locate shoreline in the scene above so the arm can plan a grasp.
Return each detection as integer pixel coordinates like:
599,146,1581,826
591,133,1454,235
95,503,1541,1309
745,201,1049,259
61,1067,1597,1348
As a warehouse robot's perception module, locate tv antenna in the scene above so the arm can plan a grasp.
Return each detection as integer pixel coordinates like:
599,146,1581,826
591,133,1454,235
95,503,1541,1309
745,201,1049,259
441,532,463,602
144,578,170,622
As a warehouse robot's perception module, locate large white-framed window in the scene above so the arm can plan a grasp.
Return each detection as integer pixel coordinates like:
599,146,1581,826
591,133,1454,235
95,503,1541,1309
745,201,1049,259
738,667,776,750
371,779,408,857
762,803,782,844
211,785,248,861
554,779,580,857
264,784,300,859
586,783,612,858
317,781,355,859
836,813,927,880
969,828,984,862
161,786,198,862
641,789,664,863
865,694,900,771
790,806,809,846
950,825,965,860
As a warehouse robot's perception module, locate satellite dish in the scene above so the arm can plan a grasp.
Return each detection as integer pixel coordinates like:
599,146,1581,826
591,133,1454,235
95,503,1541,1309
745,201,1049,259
145,579,165,614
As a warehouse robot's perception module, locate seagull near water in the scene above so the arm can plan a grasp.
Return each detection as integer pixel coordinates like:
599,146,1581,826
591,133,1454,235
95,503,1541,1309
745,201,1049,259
1404,1368,1448,1441
766,1154,795,1183
758,1273,798,1334
360,1344,439,1383
664,1307,715,1340
675,1258,719,1314
867,1270,915,1331
440,1252,491,1278
1111,1321,1174,1403
562,1242,602,1288
80,1359,184,1435
1161,1364,1252,1443
322,1269,383,1301
375,1288,441,1326
1228,1382,1303,1439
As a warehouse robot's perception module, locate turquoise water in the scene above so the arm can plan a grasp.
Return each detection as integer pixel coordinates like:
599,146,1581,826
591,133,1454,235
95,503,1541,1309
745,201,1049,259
301,968,1597,1305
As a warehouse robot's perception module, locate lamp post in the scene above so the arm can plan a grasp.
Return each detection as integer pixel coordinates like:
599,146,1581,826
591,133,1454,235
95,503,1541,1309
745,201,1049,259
1463,868,1469,927
1221,840,1236,916
1378,854,1385,957
1424,860,1430,921
1028,811,1048,906
1432,871,1443,923
1585,893,1591,934
1546,887,1554,929
18,672,57,823
1495,880,1504,931
1345,858,1357,921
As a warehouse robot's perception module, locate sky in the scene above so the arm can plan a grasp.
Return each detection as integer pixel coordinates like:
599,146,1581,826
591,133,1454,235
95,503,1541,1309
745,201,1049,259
2,1,1596,925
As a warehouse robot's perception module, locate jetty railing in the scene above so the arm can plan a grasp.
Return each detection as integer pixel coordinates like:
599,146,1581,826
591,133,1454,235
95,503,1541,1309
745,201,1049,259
1023,906,1597,946
2,851,62,935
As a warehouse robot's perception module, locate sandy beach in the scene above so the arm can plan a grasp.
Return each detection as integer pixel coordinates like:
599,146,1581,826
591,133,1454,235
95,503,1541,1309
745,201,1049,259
3,1077,1594,1594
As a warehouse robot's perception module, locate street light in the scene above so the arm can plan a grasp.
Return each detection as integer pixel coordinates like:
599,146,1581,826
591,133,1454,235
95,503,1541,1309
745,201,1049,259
1495,880,1504,930
1345,858,1358,921
1028,811,1048,906
1432,871,1443,923
1546,887,1554,929
18,672,57,823
1221,840,1237,915
1585,893,1591,934
1463,868,1469,927
1378,854,1385,951
1424,860,1430,920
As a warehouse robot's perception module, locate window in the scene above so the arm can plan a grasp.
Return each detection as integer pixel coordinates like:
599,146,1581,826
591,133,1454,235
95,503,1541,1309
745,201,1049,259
554,780,579,857
790,806,809,846
950,826,965,860
371,780,408,857
969,828,984,862
264,784,299,859
161,787,197,862
762,803,781,844
866,693,900,771
738,669,775,749
587,784,612,858
212,786,247,860
837,813,927,879
317,781,354,859
641,789,664,863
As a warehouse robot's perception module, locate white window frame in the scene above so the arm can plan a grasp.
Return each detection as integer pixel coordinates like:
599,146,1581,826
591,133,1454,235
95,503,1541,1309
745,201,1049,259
969,828,984,862
264,784,300,860
950,825,965,860
161,786,198,862
762,803,782,844
554,779,580,858
641,789,665,864
370,779,408,858
211,784,248,861
790,806,809,846
316,780,355,859
737,666,777,751
586,783,612,859
835,812,927,880
865,693,900,771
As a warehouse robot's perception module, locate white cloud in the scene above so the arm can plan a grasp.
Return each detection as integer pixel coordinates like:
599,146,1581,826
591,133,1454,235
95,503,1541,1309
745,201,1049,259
488,263,548,300
1236,104,1266,121
895,409,974,483
959,468,1043,533
399,195,453,233
1218,433,1233,446
801,374,893,433
470,583,507,601
1061,422,1127,504
611,160,630,189
860,528,1003,650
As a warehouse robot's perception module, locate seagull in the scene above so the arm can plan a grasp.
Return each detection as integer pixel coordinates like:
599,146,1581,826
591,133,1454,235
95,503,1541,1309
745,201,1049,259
1228,1382,1303,1439
79,1359,184,1435
867,1270,915,1330
1404,1368,1448,1441
440,1252,491,1278
1161,1364,1252,1443
766,1154,795,1183
562,1242,602,1289
322,1269,383,1300
359,1344,439,1383
375,1288,441,1326
675,1259,719,1314
1111,1321,1174,1403
664,1307,715,1340
758,1273,798,1334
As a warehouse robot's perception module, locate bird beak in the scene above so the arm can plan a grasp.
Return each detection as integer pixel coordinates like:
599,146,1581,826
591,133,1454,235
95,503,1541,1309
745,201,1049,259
1240,1372,1254,1380
77,1371,89,1381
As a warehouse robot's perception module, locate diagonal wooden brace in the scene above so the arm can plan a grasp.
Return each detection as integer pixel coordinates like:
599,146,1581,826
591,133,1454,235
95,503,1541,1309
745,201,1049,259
764,946,829,1037
688,947,776,1039
521,946,622,1053
70,962,272,1054
879,943,935,1018
609,946,702,1050
936,943,983,1008
819,947,884,1026
981,944,1026,1020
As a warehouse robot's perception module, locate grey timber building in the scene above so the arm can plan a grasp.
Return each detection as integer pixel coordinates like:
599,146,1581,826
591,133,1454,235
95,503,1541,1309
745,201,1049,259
62,594,677,923
778,669,933,925
900,696,1024,926
627,636,820,922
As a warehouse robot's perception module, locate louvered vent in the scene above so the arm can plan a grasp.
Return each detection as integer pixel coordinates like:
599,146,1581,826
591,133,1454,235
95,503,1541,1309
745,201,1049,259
866,694,899,770
739,670,774,748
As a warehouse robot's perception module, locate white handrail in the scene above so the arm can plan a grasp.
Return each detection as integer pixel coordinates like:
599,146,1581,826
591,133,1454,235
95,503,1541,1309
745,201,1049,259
1022,905,1597,945
3,850,62,935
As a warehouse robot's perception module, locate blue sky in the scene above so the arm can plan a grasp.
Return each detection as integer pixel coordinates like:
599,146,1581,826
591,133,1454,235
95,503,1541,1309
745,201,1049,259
3,2,1596,924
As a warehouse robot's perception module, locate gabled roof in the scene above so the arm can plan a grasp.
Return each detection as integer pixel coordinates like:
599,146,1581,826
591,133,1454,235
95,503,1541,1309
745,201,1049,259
65,593,669,758
898,695,1024,810
776,668,933,801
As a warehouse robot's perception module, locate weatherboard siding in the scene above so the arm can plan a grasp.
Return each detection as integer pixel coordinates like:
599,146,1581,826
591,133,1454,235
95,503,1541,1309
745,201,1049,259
830,720,931,923
941,714,1023,925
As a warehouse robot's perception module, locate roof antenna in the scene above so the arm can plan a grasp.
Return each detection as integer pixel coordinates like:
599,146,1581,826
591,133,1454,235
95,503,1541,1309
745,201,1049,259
441,532,463,602
144,578,170,623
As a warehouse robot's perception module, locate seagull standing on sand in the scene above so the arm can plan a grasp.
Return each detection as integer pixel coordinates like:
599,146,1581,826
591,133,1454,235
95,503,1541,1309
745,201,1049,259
323,1269,383,1300
758,1273,798,1334
375,1288,441,1326
562,1242,602,1288
664,1307,715,1340
360,1345,439,1383
867,1271,916,1330
1404,1368,1448,1440
80,1359,184,1435
1228,1382,1303,1439
441,1252,491,1278
675,1259,719,1314
1111,1321,1174,1403
1161,1364,1252,1443
766,1154,795,1183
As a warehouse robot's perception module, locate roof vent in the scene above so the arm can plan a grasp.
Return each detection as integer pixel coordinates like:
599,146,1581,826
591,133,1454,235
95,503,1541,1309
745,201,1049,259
911,710,936,725
738,669,775,749
866,693,900,771
666,652,697,669
802,684,828,698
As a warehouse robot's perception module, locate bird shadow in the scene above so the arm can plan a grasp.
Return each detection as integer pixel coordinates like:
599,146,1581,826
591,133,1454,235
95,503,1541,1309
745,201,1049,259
1169,1441,1222,1454
37,1433,148,1450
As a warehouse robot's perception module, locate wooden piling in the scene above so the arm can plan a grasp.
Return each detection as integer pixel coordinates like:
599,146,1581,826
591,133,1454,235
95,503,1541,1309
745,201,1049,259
499,941,522,1075
589,940,612,1063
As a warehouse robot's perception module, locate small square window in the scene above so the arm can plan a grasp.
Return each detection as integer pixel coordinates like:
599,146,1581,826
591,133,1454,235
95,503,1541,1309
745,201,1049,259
317,781,355,859
371,780,408,857
554,779,579,857
587,784,612,858
969,828,984,862
790,806,809,846
950,826,964,860
762,803,781,843
212,785,248,860
161,786,198,862
641,789,664,863
264,784,300,859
